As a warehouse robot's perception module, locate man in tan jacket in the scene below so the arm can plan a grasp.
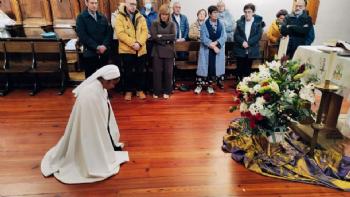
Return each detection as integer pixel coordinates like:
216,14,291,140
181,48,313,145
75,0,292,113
115,0,148,100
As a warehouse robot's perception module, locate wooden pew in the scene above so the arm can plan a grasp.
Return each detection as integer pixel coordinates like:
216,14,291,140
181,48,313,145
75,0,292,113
0,38,69,96
30,39,68,95
252,37,268,69
173,41,200,83
174,41,200,70
0,39,34,95
174,40,268,80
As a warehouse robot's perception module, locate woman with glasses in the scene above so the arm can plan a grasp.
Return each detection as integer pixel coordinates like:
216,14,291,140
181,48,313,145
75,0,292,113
189,9,207,41
233,3,264,81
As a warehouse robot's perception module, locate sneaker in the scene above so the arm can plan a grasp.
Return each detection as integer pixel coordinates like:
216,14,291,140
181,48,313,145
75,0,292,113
124,92,132,101
136,91,146,99
207,86,215,94
153,94,159,99
163,94,170,99
194,86,202,94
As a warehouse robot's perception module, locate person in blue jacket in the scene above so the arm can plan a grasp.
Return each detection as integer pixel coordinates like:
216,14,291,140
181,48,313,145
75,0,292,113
140,0,158,30
194,5,227,95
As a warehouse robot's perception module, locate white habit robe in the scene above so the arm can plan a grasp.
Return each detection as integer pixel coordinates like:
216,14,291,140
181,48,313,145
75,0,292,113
41,79,129,184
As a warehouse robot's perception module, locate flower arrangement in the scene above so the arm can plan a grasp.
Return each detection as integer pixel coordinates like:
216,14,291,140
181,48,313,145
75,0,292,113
231,59,318,141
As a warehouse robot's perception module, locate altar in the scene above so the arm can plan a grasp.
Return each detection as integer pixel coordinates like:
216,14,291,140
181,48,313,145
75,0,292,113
293,46,350,96
292,45,350,150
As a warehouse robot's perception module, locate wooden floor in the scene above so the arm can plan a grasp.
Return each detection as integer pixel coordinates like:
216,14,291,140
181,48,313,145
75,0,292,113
0,87,349,197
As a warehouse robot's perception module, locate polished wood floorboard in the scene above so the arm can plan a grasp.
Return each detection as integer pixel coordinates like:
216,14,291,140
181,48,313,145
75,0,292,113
0,87,349,197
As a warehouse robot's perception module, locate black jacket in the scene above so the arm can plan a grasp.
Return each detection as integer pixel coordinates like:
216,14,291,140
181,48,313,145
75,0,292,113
280,11,312,56
233,15,264,58
76,10,112,57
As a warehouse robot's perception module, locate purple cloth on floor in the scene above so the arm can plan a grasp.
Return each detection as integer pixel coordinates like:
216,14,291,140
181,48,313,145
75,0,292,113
338,156,350,179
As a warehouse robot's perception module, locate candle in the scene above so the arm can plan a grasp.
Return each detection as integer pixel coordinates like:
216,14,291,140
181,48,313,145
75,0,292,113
325,51,337,81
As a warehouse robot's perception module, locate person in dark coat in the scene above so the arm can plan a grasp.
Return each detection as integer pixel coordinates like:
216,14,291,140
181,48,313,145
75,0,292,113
150,4,176,99
233,3,263,80
76,0,112,78
280,0,313,58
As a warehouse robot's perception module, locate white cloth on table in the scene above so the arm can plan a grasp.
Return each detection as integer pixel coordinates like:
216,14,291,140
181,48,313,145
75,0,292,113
41,65,128,184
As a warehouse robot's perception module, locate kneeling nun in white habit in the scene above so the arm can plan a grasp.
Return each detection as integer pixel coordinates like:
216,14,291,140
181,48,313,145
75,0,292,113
41,65,129,184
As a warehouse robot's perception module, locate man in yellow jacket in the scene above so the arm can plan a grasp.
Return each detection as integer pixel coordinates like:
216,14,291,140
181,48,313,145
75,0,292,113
115,0,148,100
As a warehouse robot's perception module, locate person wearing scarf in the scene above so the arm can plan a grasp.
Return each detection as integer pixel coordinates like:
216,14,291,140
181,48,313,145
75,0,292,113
41,65,129,184
195,5,227,94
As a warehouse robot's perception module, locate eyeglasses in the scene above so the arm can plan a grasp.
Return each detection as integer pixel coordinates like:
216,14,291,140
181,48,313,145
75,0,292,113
244,10,253,14
128,3,137,6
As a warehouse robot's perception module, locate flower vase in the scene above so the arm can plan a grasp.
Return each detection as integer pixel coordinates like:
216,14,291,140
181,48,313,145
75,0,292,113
267,132,285,156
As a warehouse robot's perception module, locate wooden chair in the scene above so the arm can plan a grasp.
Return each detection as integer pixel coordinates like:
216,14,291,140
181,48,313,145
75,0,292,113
0,40,34,95
225,41,236,76
252,39,268,69
30,39,68,95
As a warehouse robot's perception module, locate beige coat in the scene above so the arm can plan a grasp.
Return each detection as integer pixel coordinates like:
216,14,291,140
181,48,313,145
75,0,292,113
189,20,203,41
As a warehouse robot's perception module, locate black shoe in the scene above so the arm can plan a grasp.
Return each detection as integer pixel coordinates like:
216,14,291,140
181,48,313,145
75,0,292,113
217,81,224,89
179,84,190,91
113,146,123,151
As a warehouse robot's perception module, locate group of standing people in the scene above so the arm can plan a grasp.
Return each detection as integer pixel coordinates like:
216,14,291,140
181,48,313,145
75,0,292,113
40,0,317,185
267,0,314,57
75,0,314,99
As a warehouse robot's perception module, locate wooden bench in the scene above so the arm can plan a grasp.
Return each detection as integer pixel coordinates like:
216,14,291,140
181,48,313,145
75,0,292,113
0,40,33,96
174,40,269,79
0,38,68,96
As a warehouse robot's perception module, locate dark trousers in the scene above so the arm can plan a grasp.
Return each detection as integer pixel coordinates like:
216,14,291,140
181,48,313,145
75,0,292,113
152,56,174,95
236,56,253,80
82,53,109,78
121,54,147,92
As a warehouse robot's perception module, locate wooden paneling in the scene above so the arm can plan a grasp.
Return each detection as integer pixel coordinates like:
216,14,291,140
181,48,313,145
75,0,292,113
292,0,320,24
18,0,52,26
49,0,80,39
78,0,85,10
0,0,13,16
109,0,123,13
99,0,110,19
79,0,110,19
0,0,22,23
16,0,53,37
50,0,80,25
306,0,320,24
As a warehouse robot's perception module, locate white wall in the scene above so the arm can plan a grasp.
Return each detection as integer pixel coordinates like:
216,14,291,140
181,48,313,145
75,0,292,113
174,0,350,44
314,0,350,44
